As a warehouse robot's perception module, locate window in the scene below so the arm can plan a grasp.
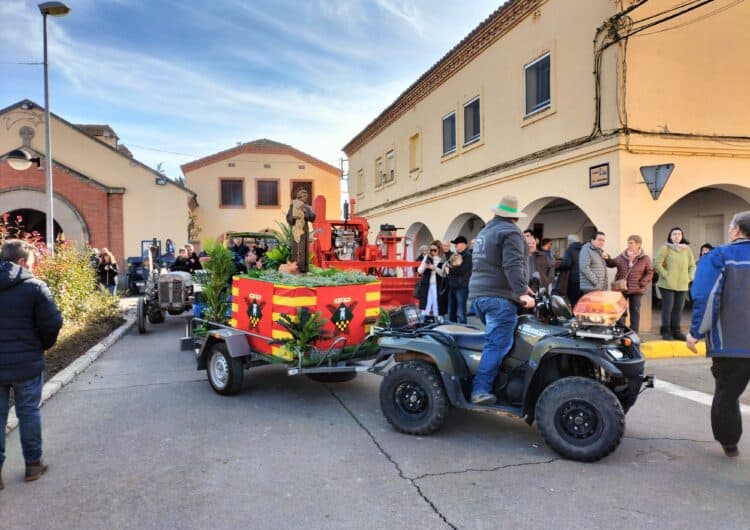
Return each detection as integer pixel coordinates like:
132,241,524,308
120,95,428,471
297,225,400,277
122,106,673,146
442,112,456,155
409,133,421,172
220,178,244,207
356,169,364,196
385,150,395,183
256,179,279,207
464,97,480,144
375,156,384,187
525,53,551,115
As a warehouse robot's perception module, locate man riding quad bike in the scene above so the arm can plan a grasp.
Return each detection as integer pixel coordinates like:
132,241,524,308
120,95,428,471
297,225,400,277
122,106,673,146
372,289,653,462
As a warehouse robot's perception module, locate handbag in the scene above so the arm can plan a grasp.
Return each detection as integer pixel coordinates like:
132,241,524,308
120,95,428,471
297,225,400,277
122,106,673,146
611,278,627,291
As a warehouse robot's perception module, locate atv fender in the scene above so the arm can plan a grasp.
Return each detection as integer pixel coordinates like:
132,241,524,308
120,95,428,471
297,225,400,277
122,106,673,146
522,348,625,417
196,329,252,370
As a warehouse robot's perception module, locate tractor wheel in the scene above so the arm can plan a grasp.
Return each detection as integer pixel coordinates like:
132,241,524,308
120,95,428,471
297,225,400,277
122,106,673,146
379,361,448,436
306,372,357,383
136,297,147,334
207,343,244,396
146,304,165,324
535,376,625,462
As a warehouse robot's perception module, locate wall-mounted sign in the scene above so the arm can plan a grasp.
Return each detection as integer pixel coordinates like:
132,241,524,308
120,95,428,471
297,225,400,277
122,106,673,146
589,163,609,188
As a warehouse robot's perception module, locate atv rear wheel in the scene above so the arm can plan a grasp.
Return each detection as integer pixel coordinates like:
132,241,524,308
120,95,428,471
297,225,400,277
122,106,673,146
306,372,357,383
380,361,448,436
535,376,624,462
207,343,244,395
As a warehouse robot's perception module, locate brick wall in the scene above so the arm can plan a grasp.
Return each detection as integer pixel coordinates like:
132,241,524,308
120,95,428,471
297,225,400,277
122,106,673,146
0,162,125,264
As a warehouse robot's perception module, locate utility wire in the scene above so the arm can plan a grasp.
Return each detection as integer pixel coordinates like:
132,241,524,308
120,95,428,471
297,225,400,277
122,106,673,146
636,0,744,36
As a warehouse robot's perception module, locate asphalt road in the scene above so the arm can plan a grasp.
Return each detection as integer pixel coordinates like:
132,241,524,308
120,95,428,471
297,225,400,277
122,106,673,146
1,316,748,529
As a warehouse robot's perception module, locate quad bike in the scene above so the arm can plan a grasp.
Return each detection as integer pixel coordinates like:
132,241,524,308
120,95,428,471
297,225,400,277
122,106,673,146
372,288,654,462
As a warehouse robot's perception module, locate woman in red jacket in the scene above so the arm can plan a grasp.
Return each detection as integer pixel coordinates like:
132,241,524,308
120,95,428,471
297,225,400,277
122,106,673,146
613,235,654,334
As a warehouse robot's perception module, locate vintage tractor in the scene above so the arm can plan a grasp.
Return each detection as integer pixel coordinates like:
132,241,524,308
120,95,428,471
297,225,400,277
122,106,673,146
136,248,198,333
310,195,420,306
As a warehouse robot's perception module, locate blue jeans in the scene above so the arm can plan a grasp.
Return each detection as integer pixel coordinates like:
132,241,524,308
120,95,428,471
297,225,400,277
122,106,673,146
448,286,469,324
0,374,44,468
471,297,518,395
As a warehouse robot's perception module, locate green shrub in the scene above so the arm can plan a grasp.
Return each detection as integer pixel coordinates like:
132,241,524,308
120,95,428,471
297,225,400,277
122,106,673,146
200,238,236,323
35,244,119,325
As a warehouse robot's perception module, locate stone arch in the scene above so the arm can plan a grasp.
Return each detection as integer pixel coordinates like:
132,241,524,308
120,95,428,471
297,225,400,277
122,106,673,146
522,197,597,256
444,213,486,243
0,187,89,243
405,222,434,252
652,185,750,257
651,182,750,224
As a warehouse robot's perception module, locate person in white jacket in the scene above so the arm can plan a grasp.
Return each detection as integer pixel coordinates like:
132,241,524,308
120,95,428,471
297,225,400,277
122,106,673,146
417,240,445,320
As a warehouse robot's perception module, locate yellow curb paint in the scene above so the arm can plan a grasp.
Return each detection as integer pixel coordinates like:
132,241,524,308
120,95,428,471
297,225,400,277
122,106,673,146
641,340,706,359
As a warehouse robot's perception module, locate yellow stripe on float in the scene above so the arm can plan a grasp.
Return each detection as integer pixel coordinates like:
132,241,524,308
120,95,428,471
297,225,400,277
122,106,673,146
272,296,317,306
232,287,239,296
229,319,237,327
271,329,293,339
231,303,238,312
365,307,380,317
366,292,381,302
272,312,299,323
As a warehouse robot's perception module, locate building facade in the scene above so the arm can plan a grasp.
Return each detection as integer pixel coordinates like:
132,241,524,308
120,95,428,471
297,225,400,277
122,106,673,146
182,139,341,243
343,0,750,330
0,99,195,264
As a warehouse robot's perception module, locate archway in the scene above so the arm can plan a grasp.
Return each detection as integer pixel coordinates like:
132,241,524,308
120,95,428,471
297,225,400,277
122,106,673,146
444,213,485,243
523,197,596,259
5,208,63,242
405,222,434,252
0,188,88,243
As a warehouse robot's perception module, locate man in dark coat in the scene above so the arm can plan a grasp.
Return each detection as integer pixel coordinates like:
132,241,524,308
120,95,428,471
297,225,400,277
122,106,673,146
444,236,473,324
557,234,584,306
0,240,63,488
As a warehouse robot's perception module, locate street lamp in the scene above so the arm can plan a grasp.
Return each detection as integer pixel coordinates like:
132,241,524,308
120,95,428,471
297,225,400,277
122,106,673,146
38,1,70,256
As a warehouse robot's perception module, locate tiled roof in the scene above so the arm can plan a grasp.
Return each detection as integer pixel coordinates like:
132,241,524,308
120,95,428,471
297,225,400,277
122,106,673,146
181,138,340,175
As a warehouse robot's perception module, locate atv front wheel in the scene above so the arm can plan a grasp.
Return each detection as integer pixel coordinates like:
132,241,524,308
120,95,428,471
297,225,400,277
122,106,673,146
535,376,624,462
380,361,448,436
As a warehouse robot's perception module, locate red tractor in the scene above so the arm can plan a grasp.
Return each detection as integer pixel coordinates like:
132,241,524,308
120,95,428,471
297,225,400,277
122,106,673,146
310,195,420,306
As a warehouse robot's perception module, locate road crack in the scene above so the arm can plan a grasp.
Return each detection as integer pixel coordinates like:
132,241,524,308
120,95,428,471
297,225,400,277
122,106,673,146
409,458,559,482
325,385,458,530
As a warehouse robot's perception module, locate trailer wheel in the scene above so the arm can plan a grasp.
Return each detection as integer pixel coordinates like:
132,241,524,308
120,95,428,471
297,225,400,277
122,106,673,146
136,297,147,334
380,361,448,436
306,372,357,383
207,343,244,395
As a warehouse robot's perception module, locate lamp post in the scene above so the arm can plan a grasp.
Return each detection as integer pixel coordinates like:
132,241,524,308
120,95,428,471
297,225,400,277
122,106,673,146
38,1,70,256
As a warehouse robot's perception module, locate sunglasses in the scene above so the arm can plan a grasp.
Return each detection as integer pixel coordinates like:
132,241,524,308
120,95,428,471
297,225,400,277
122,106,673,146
429,248,439,252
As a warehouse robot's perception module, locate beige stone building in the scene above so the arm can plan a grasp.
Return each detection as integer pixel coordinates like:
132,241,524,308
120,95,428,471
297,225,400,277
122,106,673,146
343,0,750,330
182,139,341,243
0,99,195,264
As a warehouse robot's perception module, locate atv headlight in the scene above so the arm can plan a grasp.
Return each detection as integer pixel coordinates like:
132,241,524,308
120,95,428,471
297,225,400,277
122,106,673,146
606,348,625,361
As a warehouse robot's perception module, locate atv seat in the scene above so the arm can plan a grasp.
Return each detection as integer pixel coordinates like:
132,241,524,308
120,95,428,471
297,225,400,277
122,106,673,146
433,324,485,351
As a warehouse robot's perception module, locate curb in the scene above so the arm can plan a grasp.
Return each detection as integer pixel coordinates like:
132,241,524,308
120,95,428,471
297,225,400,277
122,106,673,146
5,312,136,434
641,339,706,359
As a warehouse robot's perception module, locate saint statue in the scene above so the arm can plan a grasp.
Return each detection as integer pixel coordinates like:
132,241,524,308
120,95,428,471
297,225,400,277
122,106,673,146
285,188,316,273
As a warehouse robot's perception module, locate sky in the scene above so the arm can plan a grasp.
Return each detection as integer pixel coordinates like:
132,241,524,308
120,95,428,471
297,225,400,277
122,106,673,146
1,0,501,182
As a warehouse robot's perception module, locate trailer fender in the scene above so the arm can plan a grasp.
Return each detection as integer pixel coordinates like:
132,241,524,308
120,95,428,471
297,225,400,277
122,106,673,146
196,329,252,370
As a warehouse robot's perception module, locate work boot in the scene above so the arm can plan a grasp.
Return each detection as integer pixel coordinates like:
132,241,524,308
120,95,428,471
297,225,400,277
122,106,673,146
660,326,671,341
24,459,48,482
721,444,740,458
672,328,687,341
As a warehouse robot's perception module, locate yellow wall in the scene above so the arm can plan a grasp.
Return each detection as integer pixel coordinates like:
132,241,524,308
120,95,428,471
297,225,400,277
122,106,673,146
0,107,193,258
625,0,750,137
347,0,618,211
185,153,341,243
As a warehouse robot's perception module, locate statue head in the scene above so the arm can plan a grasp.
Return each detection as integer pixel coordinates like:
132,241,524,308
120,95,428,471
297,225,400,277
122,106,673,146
295,188,309,202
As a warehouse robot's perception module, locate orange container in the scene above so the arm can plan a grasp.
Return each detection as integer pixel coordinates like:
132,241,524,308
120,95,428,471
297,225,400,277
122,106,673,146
573,291,627,325
230,277,381,360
